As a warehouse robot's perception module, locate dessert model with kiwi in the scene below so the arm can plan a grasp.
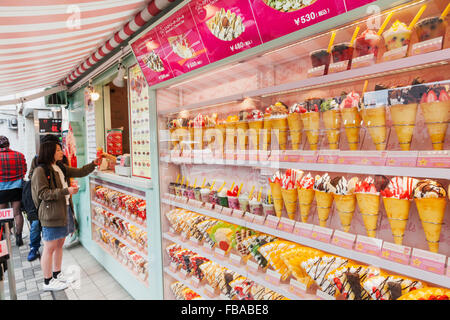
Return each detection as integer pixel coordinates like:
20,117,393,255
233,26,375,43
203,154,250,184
320,96,342,149
287,103,305,150
301,98,322,150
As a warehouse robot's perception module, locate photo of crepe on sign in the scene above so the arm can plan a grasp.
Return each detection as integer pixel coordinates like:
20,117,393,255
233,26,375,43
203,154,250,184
206,8,245,41
142,50,165,72
168,35,195,59
262,0,317,12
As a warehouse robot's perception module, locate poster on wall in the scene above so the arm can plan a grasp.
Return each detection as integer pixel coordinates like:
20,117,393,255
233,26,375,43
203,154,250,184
131,28,174,87
128,64,152,180
84,88,97,163
190,0,263,63
158,5,210,76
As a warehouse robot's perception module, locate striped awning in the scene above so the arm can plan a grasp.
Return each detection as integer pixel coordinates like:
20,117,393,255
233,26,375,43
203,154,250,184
0,0,174,98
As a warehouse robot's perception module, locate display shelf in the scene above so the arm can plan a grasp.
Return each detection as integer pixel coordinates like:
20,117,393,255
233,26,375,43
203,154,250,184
92,170,152,191
161,197,450,289
91,200,147,229
162,232,318,300
159,49,450,115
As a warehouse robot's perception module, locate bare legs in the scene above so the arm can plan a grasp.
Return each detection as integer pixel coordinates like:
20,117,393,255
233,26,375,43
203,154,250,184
41,238,65,279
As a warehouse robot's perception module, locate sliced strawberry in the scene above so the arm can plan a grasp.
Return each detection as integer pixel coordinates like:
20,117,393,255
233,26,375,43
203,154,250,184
438,295,449,300
426,90,438,103
438,89,449,101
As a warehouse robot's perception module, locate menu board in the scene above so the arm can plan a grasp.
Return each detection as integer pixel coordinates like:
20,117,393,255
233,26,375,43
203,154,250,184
129,64,151,179
84,88,97,163
131,0,376,87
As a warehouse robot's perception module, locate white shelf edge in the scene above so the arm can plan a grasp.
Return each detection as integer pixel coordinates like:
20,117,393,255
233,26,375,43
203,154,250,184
162,198,450,288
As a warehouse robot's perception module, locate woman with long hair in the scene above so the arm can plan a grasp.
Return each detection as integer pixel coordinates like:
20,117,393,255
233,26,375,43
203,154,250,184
31,140,100,291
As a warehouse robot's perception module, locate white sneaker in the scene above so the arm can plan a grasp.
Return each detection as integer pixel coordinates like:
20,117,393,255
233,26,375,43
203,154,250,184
43,278,68,291
56,272,76,284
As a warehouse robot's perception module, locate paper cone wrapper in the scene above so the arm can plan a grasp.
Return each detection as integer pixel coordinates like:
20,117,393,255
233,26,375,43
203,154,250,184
281,188,298,220
169,128,179,149
415,197,447,253
421,101,450,150
248,119,263,150
262,117,272,151
301,112,320,150
323,109,341,150
193,127,204,150
315,190,333,227
271,116,288,150
188,127,195,149
270,182,284,218
383,197,411,245
287,113,303,150
356,193,380,237
298,188,315,223
214,124,226,152
340,107,361,150
236,121,249,151
361,107,387,150
390,103,418,151
204,126,216,150
225,122,236,150
334,194,356,232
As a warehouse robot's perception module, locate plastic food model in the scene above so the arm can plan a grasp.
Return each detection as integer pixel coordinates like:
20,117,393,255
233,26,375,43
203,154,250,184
414,16,448,43
313,173,333,227
398,287,450,300
297,173,315,223
355,176,384,237
300,98,322,150
354,29,383,58
382,20,411,51
310,49,331,75
331,42,354,69
320,96,342,149
237,110,249,151
328,176,358,232
268,102,289,150
247,109,264,150
280,169,303,220
361,87,388,150
339,92,362,150
268,171,283,218
287,103,303,150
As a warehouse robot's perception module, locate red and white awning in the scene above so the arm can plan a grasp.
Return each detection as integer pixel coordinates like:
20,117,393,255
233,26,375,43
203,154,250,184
0,0,174,98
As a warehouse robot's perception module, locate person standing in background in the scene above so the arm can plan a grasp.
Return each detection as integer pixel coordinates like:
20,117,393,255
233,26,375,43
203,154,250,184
0,135,27,246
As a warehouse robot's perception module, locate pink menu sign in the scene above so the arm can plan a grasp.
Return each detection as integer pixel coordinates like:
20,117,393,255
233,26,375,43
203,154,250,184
131,28,174,86
157,5,210,77
190,0,262,63
249,0,346,43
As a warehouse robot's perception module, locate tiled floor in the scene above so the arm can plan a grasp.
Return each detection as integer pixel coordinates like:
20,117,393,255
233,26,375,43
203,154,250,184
1,222,133,300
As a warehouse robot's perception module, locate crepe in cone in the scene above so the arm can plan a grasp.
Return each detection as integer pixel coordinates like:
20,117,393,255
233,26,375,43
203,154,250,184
413,179,448,253
420,85,450,150
315,190,333,227
188,125,195,150
248,112,263,150
339,92,362,150
390,104,417,151
269,181,283,218
262,114,272,151
334,194,356,232
225,116,238,151
236,120,249,151
383,197,410,245
298,188,315,223
214,122,226,154
301,112,320,150
281,188,298,220
356,193,380,237
321,98,341,150
271,116,288,150
361,106,387,150
288,104,305,150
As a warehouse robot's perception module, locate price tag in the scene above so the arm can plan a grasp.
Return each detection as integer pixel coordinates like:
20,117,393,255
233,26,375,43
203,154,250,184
204,202,214,210
215,247,227,258
411,36,443,55
332,230,356,250
410,248,446,275
355,235,383,256
316,290,335,300
0,208,14,221
222,207,233,216
179,268,188,279
229,253,242,265
231,209,244,219
244,212,255,223
168,227,175,235
277,217,295,233
190,277,201,287
0,240,8,258
293,222,313,238
381,241,411,265
351,53,375,68
214,204,223,214
253,214,265,225
264,215,280,229
310,225,333,243
290,278,307,297
190,200,202,208
328,60,349,73
204,284,216,297
265,268,281,285
189,236,200,245
203,242,213,253
247,259,259,274
169,262,177,272
181,231,188,241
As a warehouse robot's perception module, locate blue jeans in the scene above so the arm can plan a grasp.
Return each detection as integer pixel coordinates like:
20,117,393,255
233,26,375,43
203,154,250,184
29,220,41,251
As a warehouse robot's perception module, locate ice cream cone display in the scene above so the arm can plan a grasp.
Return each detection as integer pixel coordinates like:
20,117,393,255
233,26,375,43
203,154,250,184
398,287,450,300
297,173,315,223
313,173,333,227
413,179,447,253
381,176,418,245
320,97,342,149
213,119,226,154
355,177,383,237
280,169,304,220
203,114,218,151
225,115,238,151
236,110,249,151
193,114,206,150
262,107,272,151
301,99,322,150
339,92,362,150
269,102,289,150
269,171,284,218
287,103,304,150
360,92,387,150
328,176,358,232
419,83,450,150
247,110,264,150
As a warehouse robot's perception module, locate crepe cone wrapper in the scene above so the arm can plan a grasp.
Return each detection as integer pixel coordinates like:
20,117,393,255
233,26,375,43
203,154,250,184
248,119,263,150
236,120,249,151
188,127,195,150
281,188,298,220
169,128,179,149
214,124,226,154
356,193,380,237
361,106,387,150
225,121,236,150
271,116,288,150
340,107,361,150
383,197,411,245
173,128,188,151
194,127,204,150
323,109,341,149
415,197,447,253
204,126,216,150
262,117,272,151
315,190,333,227
287,113,303,150
421,101,450,150
390,103,418,151
334,194,356,232
301,112,320,150
298,188,315,223
269,181,284,218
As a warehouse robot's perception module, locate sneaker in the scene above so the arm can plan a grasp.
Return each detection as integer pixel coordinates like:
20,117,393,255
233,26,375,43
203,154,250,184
63,234,80,249
27,248,40,262
55,271,76,284
43,278,68,291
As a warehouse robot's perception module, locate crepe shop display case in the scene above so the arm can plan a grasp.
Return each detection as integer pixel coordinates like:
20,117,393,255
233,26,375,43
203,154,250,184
154,0,450,300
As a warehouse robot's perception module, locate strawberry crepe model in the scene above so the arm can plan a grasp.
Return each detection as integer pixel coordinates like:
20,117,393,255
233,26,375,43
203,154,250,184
247,109,264,150
320,97,342,150
268,171,284,218
301,98,322,150
355,176,388,237
269,102,289,150
313,173,333,227
413,179,447,253
328,176,359,232
419,82,450,150
297,173,315,223
227,184,240,209
280,169,304,220
339,92,362,150
354,29,383,59
360,86,388,150
381,176,418,245
287,103,305,150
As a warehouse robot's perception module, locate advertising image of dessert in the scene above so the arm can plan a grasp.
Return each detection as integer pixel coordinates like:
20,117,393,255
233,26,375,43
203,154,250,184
142,50,165,72
262,0,317,12
168,35,195,59
206,8,245,41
